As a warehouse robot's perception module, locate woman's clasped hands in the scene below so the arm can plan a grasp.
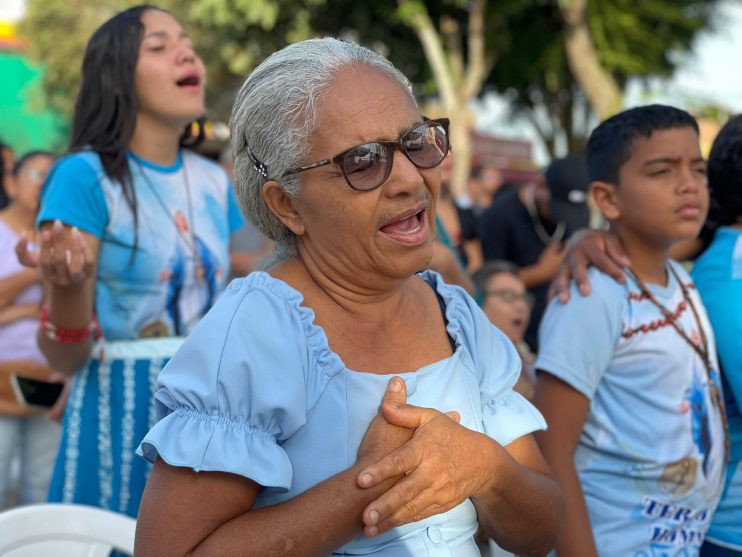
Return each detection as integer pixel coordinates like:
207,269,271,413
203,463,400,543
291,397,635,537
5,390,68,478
357,376,503,538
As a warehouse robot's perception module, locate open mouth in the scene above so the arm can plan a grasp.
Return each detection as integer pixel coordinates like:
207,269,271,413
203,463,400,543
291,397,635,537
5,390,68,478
379,208,429,245
176,75,201,88
380,209,424,236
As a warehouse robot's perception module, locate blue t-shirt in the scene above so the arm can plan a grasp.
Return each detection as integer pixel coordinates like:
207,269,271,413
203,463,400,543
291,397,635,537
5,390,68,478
692,227,742,550
536,262,726,557
138,270,546,556
37,150,245,339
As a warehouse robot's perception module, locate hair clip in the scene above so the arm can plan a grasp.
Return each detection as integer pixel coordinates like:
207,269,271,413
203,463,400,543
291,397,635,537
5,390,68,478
245,144,269,178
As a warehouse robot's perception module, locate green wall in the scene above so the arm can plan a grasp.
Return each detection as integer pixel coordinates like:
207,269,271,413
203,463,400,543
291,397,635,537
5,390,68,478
0,51,69,155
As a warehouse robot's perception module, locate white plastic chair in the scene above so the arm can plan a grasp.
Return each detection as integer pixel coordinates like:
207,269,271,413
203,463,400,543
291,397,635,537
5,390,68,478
0,503,136,556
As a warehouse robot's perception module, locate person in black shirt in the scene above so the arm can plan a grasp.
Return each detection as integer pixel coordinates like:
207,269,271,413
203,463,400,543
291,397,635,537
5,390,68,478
478,154,590,350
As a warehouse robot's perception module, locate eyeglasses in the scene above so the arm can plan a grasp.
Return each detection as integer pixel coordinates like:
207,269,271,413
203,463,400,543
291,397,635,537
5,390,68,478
485,289,534,307
20,169,48,182
282,118,450,191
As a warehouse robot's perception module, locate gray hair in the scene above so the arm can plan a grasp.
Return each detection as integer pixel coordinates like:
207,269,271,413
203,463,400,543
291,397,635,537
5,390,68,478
229,37,415,261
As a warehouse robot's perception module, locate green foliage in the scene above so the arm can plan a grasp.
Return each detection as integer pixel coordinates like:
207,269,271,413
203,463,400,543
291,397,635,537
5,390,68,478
588,0,716,78
485,0,720,155
18,0,722,142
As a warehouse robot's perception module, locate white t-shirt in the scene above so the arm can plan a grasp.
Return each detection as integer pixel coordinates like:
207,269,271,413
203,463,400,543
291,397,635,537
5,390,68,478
536,262,726,557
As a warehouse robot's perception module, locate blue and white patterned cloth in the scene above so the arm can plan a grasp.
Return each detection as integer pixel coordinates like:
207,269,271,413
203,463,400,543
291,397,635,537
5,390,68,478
536,261,726,557
54,338,181,516
38,149,244,517
138,270,546,555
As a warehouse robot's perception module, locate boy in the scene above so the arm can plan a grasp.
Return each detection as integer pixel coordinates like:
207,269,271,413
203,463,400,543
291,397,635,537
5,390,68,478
534,105,727,557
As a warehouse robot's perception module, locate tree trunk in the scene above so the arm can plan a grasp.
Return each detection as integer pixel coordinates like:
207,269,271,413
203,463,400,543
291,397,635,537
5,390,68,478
449,106,472,201
397,0,490,197
559,0,622,119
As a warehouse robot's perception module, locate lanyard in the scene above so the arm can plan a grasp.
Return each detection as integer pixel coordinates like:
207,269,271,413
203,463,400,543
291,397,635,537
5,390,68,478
626,264,730,463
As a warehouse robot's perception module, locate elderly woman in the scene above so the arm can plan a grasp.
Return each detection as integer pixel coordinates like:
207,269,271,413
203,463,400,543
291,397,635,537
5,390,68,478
135,38,562,556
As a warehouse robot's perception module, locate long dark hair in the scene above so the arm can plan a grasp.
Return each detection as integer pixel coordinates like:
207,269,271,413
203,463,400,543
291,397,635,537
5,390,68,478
69,4,204,241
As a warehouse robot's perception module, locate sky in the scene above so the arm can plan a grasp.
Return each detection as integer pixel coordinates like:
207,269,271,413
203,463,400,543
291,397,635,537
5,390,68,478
2,0,741,162
662,0,742,112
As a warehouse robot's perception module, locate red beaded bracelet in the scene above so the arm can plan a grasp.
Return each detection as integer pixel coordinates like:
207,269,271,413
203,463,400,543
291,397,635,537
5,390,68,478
40,306,101,344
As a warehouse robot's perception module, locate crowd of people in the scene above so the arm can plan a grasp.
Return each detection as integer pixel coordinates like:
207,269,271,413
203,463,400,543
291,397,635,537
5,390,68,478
0,4,740,557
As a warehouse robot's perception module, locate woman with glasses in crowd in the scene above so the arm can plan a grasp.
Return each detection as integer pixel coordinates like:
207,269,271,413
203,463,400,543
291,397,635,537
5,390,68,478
135,38,562,556
474,261,537,400
15,5,244,518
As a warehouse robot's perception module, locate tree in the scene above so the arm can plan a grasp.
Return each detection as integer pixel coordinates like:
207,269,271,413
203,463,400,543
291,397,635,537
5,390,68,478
559,0,622,119
486,0,721,158
20,0,722,168
393,0,492,196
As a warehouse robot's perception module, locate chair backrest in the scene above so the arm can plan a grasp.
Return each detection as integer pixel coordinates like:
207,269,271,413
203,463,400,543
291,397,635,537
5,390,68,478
0,503,136,557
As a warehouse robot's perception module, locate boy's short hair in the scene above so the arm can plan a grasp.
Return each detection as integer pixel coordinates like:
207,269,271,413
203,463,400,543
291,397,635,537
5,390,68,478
708,114,742,226
586,104,699,184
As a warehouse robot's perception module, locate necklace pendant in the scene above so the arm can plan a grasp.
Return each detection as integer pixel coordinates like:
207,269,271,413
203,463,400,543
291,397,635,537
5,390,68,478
195,262,205,283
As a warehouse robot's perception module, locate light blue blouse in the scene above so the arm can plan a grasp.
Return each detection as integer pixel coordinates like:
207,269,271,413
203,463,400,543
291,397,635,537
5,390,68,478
138,270,545,555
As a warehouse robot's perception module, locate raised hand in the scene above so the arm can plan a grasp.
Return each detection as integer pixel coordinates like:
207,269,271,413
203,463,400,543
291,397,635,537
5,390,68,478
357,401,497,538
16,220,95,287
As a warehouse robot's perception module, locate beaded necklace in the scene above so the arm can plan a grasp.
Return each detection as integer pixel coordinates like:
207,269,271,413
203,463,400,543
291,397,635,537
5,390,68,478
626,264,729,462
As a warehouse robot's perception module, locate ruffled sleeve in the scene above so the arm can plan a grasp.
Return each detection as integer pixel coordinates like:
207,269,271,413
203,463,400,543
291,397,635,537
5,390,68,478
424,271,546,446
137,277,311,491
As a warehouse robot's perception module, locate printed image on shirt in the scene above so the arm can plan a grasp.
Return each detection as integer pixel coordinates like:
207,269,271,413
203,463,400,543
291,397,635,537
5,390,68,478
536,263,726,557
160,210,221,335
37,150,244,341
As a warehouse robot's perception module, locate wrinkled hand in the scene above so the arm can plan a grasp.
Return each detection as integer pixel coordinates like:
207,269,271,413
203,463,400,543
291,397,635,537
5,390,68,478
357,378,414,466
357,402,498,537
548,229,630,304
16,220,94,287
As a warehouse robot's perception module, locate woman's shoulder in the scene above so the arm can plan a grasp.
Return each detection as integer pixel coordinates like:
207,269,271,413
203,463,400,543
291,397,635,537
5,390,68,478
49,151,104,181
417,269,505,360
220,271,305,320
221,272,343,371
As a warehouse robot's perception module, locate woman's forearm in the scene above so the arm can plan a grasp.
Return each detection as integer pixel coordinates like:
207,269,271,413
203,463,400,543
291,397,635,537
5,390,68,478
191,462,397,557
0,268,39,308
0,303,39,325
37,281,95,374
472,439,563,556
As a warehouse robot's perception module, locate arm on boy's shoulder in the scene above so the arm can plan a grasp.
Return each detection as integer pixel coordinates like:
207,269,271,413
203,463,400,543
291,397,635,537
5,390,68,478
549,230,705,304
536,268,625,400
548,229,630,303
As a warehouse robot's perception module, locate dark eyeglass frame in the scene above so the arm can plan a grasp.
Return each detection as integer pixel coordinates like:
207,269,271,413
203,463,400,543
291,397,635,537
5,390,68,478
281,118,450,191
484,289,535,307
